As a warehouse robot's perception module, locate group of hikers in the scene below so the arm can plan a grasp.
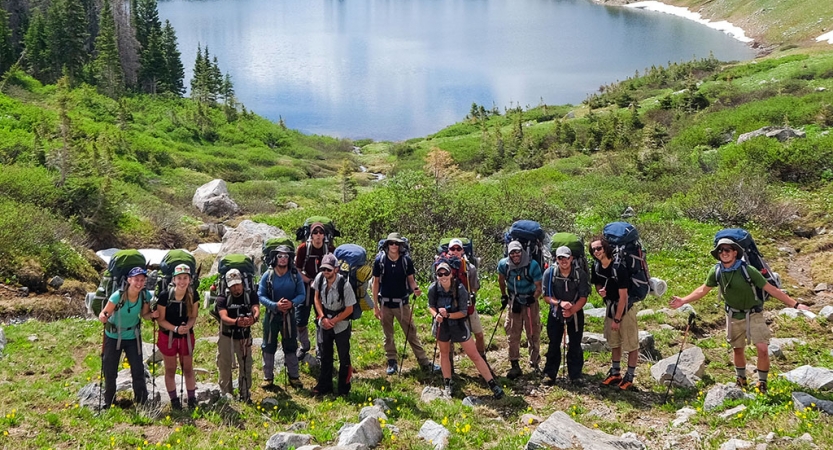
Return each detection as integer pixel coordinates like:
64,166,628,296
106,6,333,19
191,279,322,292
94,218,810,410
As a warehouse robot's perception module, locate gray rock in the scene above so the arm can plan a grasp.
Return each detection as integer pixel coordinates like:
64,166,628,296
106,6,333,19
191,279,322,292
704,383,746,411
677,304,696,315
265,432,312,450
461,396,484,407
208,220,287,276
815,283,829,292
287,421,308,432
521,414,543,425
767,337,804,358
295,446,322,450
285,201,299,209
650,346,705,388
525,411,645,449
372,398,393,411
719,439,755,450
819,305,833,321
797,432,813,443
192,179,240,217
418,420,450,450
27,335,38,342
581,332,608,352
386,425,399,435
337,417,383,448
672,407,697,427
636,309,655,318
621,432,639,441
660,324,674,330
327,445,368,450
621,207,636,219
765,432,777,442
656,308,680,317
793,226,816,238
198,336,220,344
792,392,833,415
0,327,6,354
49,276,64,289
420,386,451,403
359,406,387,422
719,405,747,419
78,382,104,411
302,353,320,367
737,126,805,144
638,331,661,361
141,342,164,364
781,365,833,390
584,308,607,318
778,308,817,320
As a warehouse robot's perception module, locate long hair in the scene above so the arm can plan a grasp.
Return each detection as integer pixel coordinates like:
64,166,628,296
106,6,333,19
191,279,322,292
589,236,613,261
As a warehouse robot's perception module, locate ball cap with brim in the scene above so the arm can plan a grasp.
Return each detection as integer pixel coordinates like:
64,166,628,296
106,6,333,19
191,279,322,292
226,269,243,287
127,267,147,278
385,232,405,244
311,222,325,233
320,253,338,270
435,262,452,273
449,238,464,249
555,246,572,258
711,238,744,260
508,241,523,253
173,263,191,277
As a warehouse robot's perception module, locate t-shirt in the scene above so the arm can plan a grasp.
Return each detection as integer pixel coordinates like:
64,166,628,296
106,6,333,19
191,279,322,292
373,253,415,301
497,258,542,297
544,266,590,318
105,290,150,340
312,272,356,334
157,288,195,333
590,260,630,303
706,263,768,314
428,281,469,315
216,290,258,339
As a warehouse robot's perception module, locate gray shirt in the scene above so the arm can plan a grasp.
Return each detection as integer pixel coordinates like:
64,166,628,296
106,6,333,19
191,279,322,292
313,272,357,334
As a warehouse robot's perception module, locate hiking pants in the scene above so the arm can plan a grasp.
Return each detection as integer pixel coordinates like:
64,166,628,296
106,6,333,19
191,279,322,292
261,311,300,379
504,300,541,366
295,283,315,352
381,303,430,365
316,323,352,395
102,336,147,407
217,334,252,399
543,310,585,380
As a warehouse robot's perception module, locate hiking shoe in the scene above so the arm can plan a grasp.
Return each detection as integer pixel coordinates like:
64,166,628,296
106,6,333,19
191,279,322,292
507,361,522,380
170,398,182,411
187,397,198,409
490,382,505,399
296,348,309,361
261,379,274,389
288,377,303,389
421,362,441,373
756,381,768,395
442,380,453,397
601,370,623,386
570,377,585,387
386,360,398,376
736,376,748,389
618,373,634,391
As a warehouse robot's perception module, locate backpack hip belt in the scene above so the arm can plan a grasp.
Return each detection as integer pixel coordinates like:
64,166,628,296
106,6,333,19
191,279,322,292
725,305,763,347
106,323,142,351
379,296,408,307
322,306,344,318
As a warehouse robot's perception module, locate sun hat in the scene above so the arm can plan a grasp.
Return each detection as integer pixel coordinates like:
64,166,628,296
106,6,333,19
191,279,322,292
710,238,744,260
385,232,405,243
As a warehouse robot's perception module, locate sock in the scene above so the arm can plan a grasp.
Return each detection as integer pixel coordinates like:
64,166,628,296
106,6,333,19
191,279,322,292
611,361,621,374
758,370,768,383
736,367,746,379
487,379,497,388
627,366,636,376
444,378,452,386
168,390,178,400
187,389,196,400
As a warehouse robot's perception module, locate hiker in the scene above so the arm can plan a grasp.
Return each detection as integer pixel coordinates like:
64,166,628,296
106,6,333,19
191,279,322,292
372,232,437,375
590,237,638,390
98,266,156,408
295,221,335,362
215,269,259,402
444,239,486,357
311,254,355,397
258,244,306,389
156,263,199,409
497,240,543,379
542,246,589,384
670,238,810,394
429,261,504,399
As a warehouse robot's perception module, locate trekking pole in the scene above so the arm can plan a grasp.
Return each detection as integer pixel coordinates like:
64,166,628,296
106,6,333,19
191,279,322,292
180,322,189,405
430,313,440,382
99,326,106,413
486,304,505,353
561,319,568,381
151,318,157,404
398,294,417,376
663,312,696,404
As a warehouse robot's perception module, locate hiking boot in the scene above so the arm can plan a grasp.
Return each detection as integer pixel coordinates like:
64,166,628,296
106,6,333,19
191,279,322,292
442,378,453,397
736,376,748,389
187,397,198,409
507,361,522,380
386,360,398,376
756,380,768,395
618,373,634,391
296,347,309,362
601,370,623,386
488,379,505,399
170,398,182,411
569,377,585,387
421,362,441,373
288,377,303,389
261,379,274,389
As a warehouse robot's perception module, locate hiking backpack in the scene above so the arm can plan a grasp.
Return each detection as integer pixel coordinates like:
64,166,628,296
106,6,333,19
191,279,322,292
334,244,373,319
713,228,781,306
209,254,257,321
601,222,654,304
504,220,550,276
375,236,413,291
157,249,199,296
294,216,340,243
550,232,590,283
87,249,147,316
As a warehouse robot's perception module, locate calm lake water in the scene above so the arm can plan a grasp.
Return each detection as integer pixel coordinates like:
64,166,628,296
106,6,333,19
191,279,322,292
158,0,756,141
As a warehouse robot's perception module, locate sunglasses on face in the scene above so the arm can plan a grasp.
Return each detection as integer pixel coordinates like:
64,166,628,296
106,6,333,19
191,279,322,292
557,256,570,261
388,242,400,246
509,250,521,255
591,246,603,252
718,247,735,254
436,271,451,277
276,254,290,259
312,230,324,235
449,246,462,251
320,268,333,273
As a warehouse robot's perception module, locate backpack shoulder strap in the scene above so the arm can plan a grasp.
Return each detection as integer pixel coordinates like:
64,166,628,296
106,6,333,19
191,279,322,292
543,268,554,298
337,275,346,310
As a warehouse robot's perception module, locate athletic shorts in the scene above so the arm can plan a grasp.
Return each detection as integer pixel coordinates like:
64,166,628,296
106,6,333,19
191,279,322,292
437,319,471,343
158,331,196,357
727,312,770,348
604,306,638,353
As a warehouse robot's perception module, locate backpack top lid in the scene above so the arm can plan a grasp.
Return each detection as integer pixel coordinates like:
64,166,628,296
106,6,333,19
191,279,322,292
437,237,474,260
714,228,760,256
506,220,546,244
295,216,339,241
107,249,147,279
218,254,256,276
263,237,295,258
334,244,367,268
160,249,196,277
550,232,585,259
603,222,640,246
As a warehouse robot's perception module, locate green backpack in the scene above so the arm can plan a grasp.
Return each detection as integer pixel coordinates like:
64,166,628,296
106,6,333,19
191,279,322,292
209,254,257,321
262,237,295,273
157,249,199,295
294,216,340,242
88,250,147,316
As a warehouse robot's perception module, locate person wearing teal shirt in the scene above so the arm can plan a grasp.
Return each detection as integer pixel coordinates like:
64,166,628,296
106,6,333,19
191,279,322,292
98,266,155,408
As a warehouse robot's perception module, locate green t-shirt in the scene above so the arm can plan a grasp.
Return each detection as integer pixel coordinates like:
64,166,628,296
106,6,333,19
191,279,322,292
705,264,768,314
104,290,149,340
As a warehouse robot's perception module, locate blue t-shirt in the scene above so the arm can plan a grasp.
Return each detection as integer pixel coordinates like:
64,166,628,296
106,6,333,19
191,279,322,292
105,290,150,340
258,267,306,314
497,258,542,296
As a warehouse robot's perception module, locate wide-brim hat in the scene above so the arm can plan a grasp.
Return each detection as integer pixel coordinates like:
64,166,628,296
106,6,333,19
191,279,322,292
385,232,405,244
711,238,744,260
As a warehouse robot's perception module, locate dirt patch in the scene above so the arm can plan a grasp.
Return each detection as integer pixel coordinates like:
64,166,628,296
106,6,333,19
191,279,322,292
0,283,87,322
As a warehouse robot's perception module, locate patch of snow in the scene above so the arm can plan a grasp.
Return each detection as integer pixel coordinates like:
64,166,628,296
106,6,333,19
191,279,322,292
817,31,833,44
626,1,753,43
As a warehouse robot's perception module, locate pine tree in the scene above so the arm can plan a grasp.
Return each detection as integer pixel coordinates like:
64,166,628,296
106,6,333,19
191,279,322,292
337,160,357,203
210,55,222,102
23,9,52,81
0,9,14,74
134,0,161,50
138,26,165,93
93,0,124,98
160,20,184,95
47,0,89,82
190,44,209,102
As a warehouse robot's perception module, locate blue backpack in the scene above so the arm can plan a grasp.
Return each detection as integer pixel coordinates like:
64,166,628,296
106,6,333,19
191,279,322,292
334,244,373,319
713,228,781,306
504,220,549,272
602,222,652,304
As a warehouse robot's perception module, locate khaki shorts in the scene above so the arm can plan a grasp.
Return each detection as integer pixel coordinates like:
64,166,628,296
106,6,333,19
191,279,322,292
468,309,483,334
727,312,770,348
604,307,638,352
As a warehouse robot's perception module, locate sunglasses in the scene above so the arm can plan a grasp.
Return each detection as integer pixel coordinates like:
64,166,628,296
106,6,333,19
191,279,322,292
312,230,324,235
509,250,521,255
276,254,290,259
718,247,736,254
320,268,333,273
436,271,451,277
591,246,603,252
449,246,462,251
557,256,570,261
388,242,400,246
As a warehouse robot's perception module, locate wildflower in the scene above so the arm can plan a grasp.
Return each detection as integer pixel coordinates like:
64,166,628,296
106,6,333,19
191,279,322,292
528,418,534,424
442,417,448,426
391,435,396,441
594,424,599,428
175,428,180,432
263,422,268,428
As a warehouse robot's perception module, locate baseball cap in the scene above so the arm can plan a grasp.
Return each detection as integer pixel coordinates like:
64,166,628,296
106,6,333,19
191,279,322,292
226,269,243,287
320,254,338,270
508,241,523,253
555,246,572,258
449,238,464,249
173,264,191,277
127,267,147,278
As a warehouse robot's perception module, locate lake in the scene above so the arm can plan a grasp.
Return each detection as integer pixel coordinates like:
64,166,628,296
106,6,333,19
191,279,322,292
157,0,756,141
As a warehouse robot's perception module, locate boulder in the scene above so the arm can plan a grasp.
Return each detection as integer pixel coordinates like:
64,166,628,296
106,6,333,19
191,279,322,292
525,411,645,449
819,305,833,321
49,276,64,289
418,420,450,450
636,309,655,318
778,308,817,320
792,392,833,415
209,220,288,275
461,396,484,407
584,308,607,318
420,386,451,403
767,337,804,358
650,346,705,388
815,283,829,293
719,404,747,419
737,126,805,144
704,383,746,411
78,382,104,411
337,417,383,448
286,421,308,432
359,406,387,422
141,342,164,364
265,433,313,450
781,365,833,390
193,179,240,217
581,333,608,352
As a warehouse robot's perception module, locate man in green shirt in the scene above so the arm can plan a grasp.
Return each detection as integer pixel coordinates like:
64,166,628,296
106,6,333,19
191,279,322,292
670,238,809,394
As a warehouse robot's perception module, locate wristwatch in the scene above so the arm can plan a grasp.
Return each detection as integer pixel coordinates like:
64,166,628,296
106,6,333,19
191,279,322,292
613,318,622,324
